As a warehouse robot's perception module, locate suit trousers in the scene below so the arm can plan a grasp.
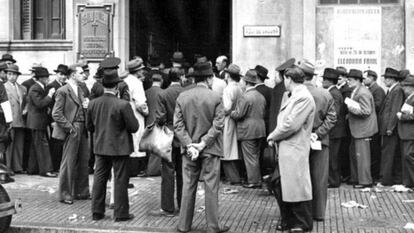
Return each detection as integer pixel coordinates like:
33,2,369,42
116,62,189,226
6,128,24,172
350,138,372,185
400,140,414,188
178,153,221,233
310,146,329,220
92,155,130,218
380,134,402,185
340,134,351,179
147,153,161,176
370,133,382,180
222,160,241,183
240,139,261,184
328,138,342,186
28,129,54,174
161,146,183,213
50,137,64,172
59,122,90,201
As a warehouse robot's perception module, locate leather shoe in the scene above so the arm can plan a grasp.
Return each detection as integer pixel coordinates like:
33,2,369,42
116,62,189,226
148,209,175,217
314,217,324,222
127,183,134,189
75,194,91,200
92,213,104,221
177,228,190,233
328,184,339,188
41,172,57,178
276,222,288,231
243,183,262,189
217,226,230,233
114,214,134,222
60,199,73,205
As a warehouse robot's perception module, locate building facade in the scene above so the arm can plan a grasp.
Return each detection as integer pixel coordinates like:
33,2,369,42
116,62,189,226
0,0,411,84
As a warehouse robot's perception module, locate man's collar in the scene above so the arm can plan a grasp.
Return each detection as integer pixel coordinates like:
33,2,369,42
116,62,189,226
389,82,398,92
35,80,44,89
255,83,265,87
196,82,209,88
245,86,256,92
327,85,335,91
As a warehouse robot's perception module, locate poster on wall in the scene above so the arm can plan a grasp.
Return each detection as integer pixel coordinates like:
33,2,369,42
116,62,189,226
334,7,381,75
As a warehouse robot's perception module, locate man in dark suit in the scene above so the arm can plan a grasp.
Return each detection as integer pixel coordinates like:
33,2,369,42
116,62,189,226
52,64,90,205
231,69,266,189
322,68,347,188
26,67,57,177
174,62,228,233
301,61,336,221
47,64,68,172
336,66,352,182
378,68,405,185
87,69,138,222
363,70,386,182
346,69,378,188
150,68,184,217
144,70,163,176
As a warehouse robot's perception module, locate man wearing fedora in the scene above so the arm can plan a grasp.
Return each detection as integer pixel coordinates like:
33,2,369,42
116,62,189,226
4,64,26,174
397,74,414,188
47,64,68,172
300,60,336,221
254,65,273,177
231,69,266,189
171,51,186,68
88,69,138,222
378,67,405,186
152,67,185,217
345,69,378,188
322,68,347,188
26,67,57,177
363,70,385,182
0,54,16,66
221,64,243,185
52,64,90,204
174,61,228,233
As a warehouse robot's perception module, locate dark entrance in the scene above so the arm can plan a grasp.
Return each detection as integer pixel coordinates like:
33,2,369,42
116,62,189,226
129,0,231,65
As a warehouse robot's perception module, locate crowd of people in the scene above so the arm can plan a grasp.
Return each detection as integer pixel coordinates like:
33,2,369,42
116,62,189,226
0,51,412,233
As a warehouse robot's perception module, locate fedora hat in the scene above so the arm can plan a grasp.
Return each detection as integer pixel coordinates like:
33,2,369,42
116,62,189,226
382,67,400,79
224,64,242,77
127,59,145,73
171,51,185,63
102,69,121,87
336,66,347,76
364,70,377,80
4,64,21,75
242,69,259,84
0,62,7,71
401,75,414,86
297,59,316,75
254,65,269,80
29,63,43,72
347,69,363,80
321,68,339,80
34,67,50,78
0,54,16,63
399,69,410,80
276,58,296,72
100,57,121,70
54,64,69,75
192,62,214,78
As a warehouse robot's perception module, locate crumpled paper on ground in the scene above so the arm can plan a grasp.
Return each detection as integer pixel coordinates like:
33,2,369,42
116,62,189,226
223,188,239,194
391,185,413,193
196,206,205,213
68,214,86,222
341,201,367,209
404,222,414,230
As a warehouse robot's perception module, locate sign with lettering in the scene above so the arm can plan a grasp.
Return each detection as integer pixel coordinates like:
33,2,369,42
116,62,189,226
334,7,381,75
77,4,114,60
243,25,281,37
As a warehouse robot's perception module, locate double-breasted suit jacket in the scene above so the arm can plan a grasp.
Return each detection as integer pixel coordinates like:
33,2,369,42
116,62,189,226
268,84,316,202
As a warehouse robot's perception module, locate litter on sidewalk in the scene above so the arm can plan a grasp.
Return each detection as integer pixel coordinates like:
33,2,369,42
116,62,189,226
390,185,413,193
223,188,239,194
404,222,414,230
341,201,367,209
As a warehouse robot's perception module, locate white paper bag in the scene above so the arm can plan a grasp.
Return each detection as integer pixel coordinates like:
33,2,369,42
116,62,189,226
401,103,413,114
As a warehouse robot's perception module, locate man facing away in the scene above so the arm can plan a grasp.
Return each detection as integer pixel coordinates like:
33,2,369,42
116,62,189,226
87,70,139,222
174,61,228,233
52,64,90,204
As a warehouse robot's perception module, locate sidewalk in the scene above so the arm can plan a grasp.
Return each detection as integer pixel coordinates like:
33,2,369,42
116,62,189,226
2,174,414,233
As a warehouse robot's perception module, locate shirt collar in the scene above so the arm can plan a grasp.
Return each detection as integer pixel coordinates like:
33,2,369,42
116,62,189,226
35,81,44,89
255,83,265,87
327,85,335,91
389,82,398,92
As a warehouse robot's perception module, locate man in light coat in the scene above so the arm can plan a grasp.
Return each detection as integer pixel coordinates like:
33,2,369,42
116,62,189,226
4,64,26,173
300,61,336,221
267,67,315,233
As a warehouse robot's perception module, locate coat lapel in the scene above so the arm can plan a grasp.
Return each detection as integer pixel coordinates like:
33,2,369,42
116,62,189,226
68,85,81,106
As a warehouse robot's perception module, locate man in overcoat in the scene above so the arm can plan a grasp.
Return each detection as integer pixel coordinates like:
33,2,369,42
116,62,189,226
267,67,315,233
346,69,378,188
174,61,228,233
52,64,90,204
300,60,336,221
87,70,139,222
378,68,405,185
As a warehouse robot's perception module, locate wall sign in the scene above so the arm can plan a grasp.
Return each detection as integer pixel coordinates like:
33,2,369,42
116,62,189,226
77,4,114,60
334,7,381,75
243,25,281,37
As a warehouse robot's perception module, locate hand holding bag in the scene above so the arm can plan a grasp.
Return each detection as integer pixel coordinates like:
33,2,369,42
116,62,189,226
139,123,173,162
